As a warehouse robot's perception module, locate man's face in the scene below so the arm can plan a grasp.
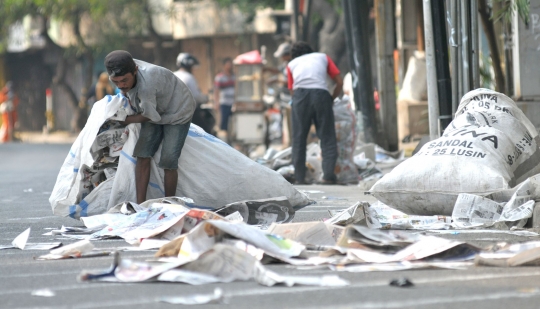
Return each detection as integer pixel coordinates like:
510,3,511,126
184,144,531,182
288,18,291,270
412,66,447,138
223,61,233,72
281,54,291,62
109,70,137,93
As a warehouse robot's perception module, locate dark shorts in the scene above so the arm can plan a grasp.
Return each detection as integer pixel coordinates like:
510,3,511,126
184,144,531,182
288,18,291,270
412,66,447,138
133,121,191,170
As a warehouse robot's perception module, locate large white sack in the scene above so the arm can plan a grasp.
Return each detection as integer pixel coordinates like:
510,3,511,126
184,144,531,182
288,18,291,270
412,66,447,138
50,94,309,218
370,89,540,216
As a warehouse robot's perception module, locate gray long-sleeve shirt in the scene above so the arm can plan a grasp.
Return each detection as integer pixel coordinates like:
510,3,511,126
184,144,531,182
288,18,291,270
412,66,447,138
126,59,196,125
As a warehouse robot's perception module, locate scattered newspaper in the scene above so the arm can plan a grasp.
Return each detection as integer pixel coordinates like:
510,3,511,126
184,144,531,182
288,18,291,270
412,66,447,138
325,202,367,226
337,224,422,250
475,240,540,267
365,202,451,230
81,243,348,287
266,221,340,247
0,228,61,251
452,192,534,229
177,220,305,262
36,240,97,260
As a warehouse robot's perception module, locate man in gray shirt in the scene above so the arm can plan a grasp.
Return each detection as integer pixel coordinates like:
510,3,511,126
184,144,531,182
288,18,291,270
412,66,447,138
105,50,195,203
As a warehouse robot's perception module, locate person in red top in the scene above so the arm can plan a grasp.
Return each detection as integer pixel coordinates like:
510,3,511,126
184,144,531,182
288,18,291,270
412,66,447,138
0,81,19,143
287,41,343,184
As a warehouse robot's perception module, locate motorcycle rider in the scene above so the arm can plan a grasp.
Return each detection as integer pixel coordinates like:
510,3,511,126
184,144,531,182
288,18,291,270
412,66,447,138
174,53,215,134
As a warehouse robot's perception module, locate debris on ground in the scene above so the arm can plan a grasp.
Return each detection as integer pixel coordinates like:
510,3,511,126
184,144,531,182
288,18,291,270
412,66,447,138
35,239,102,260
31,289,56,297
0,228,61,251
32,90,540,297
214,197,295,226
159,288,225,305
260,140,403,186
389,277,414,288
325,202,367,226
365,201,452,230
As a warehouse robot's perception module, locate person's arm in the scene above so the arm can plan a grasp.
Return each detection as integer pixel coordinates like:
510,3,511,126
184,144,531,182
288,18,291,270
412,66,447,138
180,74,208,104
287,66,294,97
194,90,209,104
121,114,149,126
331,74,343,100
326,55,342,99
188,80,209,104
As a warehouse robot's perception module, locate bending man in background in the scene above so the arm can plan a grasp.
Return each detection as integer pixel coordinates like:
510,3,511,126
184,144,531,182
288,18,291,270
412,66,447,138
287,41,343,185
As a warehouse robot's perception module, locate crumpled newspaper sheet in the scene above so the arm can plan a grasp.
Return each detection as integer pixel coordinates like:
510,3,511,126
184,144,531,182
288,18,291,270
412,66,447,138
452,174,540,229
0,228,61,251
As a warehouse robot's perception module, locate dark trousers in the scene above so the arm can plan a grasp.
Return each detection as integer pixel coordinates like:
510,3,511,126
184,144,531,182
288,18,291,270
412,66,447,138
291,88,337,183
220,104,233,131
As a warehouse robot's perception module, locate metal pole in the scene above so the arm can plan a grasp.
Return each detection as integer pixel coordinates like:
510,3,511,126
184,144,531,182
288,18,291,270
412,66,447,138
375,0,398,151
460,0,471,94
431,0,452,131
342,0,378,144
291,0,300,41
457,0,463,99
449,0,459,114
423,0,440,140
470,0,480,89
302,0,312,44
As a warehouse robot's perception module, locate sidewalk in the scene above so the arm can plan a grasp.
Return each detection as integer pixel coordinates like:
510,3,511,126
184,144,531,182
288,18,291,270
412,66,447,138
12,131,77,144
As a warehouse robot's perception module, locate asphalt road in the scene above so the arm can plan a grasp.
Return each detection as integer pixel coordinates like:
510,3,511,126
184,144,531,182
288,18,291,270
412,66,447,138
3,143,540,309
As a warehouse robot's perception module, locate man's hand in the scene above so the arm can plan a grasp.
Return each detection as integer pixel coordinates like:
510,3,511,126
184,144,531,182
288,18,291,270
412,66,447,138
121,114,150,126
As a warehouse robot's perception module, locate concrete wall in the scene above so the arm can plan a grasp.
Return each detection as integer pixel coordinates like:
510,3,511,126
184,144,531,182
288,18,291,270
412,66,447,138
517,102,540,132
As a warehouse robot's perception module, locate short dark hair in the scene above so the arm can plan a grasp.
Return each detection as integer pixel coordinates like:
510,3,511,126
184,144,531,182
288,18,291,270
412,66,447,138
291,41,314,59
222,57,232,65
104,50,137,77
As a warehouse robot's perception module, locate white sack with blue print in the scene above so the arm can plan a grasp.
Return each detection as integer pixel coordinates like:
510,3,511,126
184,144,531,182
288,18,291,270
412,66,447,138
369,89,540,216
49,94,309,219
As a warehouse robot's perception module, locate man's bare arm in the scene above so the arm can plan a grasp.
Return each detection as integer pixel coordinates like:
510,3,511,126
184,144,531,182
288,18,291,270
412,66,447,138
332,74,343,100
122,114,150,125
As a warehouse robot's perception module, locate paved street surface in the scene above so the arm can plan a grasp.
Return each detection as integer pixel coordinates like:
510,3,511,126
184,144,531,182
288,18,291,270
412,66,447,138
3,143,540,308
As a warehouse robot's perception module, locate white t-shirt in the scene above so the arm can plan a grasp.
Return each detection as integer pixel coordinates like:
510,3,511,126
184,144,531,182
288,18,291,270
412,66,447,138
287,52,340,91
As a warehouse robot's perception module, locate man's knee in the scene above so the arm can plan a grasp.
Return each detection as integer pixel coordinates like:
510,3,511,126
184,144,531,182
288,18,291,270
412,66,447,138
136,157,152,165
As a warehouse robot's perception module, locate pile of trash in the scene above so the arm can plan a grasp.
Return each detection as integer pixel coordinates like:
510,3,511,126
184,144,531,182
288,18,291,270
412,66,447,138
49,94,310,219
258,95,404,185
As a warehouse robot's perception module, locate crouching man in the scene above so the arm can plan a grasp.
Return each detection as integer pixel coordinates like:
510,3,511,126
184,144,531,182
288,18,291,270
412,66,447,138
104,50,195,203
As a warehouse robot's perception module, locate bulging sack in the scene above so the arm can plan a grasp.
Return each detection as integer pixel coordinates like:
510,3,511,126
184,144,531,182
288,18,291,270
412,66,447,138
50,94,310,218
370,89,540,216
